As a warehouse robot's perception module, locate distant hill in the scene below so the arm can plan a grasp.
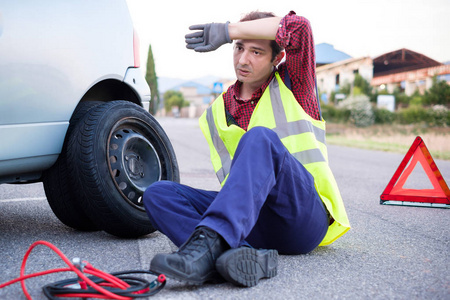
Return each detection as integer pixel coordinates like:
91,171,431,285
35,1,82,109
157,77,185,93
158,75,226,93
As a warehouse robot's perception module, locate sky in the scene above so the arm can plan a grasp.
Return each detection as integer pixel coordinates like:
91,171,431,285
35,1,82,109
126,0,450,81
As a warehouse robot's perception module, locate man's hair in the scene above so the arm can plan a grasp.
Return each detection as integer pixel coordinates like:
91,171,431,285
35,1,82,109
239,11,283,62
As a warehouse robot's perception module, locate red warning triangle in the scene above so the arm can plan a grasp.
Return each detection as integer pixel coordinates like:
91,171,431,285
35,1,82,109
380,136,450,206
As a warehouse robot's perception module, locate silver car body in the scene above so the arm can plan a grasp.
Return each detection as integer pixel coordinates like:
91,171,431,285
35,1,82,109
0,0,150,183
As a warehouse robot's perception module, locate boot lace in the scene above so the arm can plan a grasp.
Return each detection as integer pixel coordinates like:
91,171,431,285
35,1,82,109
178,229,214,259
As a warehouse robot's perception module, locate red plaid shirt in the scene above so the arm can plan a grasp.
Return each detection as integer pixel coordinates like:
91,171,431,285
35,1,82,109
223,11,319,130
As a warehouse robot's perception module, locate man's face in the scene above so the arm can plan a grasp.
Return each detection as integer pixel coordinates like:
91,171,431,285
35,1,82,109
233,39,276,87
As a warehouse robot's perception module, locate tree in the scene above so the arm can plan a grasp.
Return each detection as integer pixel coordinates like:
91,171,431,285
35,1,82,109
353,74,372,96
163,90,189,113
145,44,160,114
423,76,450,106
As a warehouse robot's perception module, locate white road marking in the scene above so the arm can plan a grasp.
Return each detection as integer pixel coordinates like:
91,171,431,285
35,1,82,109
0,197,46,203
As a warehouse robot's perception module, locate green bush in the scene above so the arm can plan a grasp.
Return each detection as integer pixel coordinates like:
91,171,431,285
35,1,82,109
392,88,410,107
338,95,374,127
410,95,424,106
374,107,395,124
423,77,450,106
353,74,372,96
427,105,450,127
323,101,449,127
396,105,429,124
321,104,350,123
163,90,189,112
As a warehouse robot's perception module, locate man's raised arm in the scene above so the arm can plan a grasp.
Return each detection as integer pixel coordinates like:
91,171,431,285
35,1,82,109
185,17,282,52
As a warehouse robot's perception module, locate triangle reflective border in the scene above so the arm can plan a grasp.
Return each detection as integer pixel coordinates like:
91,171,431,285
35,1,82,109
380,136,450,208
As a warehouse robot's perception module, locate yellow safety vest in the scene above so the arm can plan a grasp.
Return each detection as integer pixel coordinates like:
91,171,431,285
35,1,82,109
199,72,350,246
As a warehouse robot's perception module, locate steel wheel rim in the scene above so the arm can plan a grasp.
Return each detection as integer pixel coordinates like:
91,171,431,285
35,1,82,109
107,118,162,210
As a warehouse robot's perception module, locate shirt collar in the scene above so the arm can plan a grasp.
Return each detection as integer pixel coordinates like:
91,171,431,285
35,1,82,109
231,69,277,102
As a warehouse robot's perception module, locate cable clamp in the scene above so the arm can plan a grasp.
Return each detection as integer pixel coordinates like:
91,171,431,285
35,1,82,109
66,257,88,290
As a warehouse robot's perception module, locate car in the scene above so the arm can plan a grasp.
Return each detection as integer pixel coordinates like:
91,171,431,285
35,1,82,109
0,0,179,237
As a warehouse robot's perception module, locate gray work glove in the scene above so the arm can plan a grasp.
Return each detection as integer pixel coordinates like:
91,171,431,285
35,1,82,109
185,22,232,52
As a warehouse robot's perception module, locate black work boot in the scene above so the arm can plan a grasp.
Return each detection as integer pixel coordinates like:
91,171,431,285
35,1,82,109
216,247,278,287
150,227,229,284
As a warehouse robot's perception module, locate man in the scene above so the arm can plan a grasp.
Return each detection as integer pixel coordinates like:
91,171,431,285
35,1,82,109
143,11,350,287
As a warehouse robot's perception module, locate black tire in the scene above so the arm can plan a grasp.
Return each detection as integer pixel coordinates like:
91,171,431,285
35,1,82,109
43,101,103,231
67,100,179,238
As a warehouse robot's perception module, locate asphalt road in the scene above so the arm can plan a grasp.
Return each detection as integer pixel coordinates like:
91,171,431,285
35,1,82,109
1,117,449,299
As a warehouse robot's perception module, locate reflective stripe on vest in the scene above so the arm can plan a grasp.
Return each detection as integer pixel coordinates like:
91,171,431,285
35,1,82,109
269,78,326,145
268,78,326,165
206,107,231,183
207,77,326,181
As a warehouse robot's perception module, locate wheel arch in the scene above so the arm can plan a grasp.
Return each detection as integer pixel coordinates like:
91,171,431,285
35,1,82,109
79,79,142,107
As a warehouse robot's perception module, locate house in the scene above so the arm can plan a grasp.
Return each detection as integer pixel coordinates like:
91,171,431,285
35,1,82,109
316,43,352,66
316,56,373,102
371,48,450,95
171,81,214,107
316,46,450,100
315,43,374,102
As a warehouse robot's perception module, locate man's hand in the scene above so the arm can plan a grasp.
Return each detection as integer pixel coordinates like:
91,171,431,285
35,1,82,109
185,22,232,52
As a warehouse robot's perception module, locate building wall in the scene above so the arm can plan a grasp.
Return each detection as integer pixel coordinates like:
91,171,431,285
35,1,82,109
179,86,210,107
318,54,450,99
371,64,450,96
316,57,373,100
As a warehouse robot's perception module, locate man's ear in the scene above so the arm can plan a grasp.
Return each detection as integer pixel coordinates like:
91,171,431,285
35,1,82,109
273,51,285,66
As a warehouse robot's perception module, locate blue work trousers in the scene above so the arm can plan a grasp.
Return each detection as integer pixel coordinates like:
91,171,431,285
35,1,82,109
143,127,328,254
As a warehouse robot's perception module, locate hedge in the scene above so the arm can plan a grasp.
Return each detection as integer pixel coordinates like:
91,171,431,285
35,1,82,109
321,103,450,127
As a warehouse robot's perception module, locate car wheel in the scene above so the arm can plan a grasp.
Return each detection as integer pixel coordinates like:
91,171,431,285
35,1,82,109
67,100,179,238
43,101,103,231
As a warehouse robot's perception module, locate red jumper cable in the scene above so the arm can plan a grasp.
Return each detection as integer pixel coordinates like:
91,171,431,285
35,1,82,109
0,240,166,299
